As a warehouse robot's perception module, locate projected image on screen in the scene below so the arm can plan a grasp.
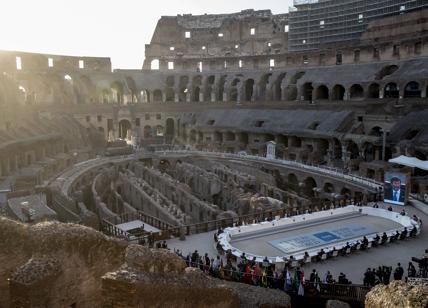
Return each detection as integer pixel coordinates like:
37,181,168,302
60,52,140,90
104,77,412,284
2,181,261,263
384,172,407,206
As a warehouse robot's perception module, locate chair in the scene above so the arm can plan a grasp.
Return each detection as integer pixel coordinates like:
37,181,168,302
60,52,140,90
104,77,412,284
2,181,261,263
321,254,327,261
305,256,312,264
367,242,372,249
345,248,351,255
332,250,339,257
356,244,361,250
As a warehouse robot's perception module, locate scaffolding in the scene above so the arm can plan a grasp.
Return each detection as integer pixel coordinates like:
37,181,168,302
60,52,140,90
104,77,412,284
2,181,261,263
288,0,428,51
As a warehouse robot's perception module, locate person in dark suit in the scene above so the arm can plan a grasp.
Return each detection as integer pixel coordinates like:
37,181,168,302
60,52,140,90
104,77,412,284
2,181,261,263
384,177,405,204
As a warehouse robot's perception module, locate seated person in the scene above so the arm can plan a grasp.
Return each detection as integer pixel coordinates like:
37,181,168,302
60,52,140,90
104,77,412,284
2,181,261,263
338,272,348,284
373,234,380,246
387,206,393,211
328,247,337,257
400,209,406,216
400,227,408,239
351,241,360,251
363,236,369,247
381,232,388,243
318,248,326,261
304,251,310,261
410,225,417,237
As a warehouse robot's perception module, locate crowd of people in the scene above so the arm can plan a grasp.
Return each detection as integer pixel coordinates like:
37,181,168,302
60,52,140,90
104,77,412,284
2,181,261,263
168,246,420,297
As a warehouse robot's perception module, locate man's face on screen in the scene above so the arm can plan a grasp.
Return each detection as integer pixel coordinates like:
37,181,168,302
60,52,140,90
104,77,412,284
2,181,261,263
392,180,401,191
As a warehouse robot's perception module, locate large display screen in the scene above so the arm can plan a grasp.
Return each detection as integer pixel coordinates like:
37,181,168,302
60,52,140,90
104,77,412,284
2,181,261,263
384,172,407,206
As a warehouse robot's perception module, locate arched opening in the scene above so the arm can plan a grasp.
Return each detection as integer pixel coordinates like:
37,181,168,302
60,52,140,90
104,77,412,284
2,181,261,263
347,141,360,159
302,82,313,101
404,81,421,98
153,89,163,102
349,84,364,100
244,79,254,101
341,187,352,200
229,88,238,102
362,142,375,162
369,126,383,137
214,131,223,143
218,75,227,101
166,118,175,136
384,83,399,98
368,83,380,98
332,85,345,100
140,90,150,103
193,87,201,102
150,59,160,70
303,177,317,198
189,130,197,143
287,173,298,191
165,88,174,102
119,119,132,139
179,87,187,102
239,132,249,144
27,153,32,166
111,82,124,104
375,65,398,80
315,85,329,100
323,183,335,193
143,125,152,138
332,138,342,159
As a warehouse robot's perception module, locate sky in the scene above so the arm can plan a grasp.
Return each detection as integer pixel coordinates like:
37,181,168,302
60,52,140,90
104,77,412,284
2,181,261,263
0,0,294,69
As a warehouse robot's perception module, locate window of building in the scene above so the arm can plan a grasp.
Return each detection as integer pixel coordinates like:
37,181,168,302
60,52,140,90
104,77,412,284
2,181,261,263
151,59,160,70
185,31,191,38
267,42,272,47
255,120,265,128
156,114,161,120
239,60,243,68
400,5,406,12
224,61,227,69
48,58,54,67
168,62,174,70
235,44,239,49
320,20,325,28
135,118,140,127
16,56,22,70
79,60,84,69
358,14,364,22
393,45,400,57
269,59,275,67
198,61,203,72
145,114,150,120
354,50,360,62
373,48,380,60
169,46,175,51
302,39,306,44
319,53,325,65
358,116,363,122
415,42,422,55
86,116,90,122
201,46,206,50
250,28,255,35
218,33,223,37
336,52,342,65
97,115,102,122
284,25,289,32
64,74,72,80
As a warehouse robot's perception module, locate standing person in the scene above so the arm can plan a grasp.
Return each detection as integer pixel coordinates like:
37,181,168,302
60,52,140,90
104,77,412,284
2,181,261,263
283,268,292,292
407,262,417,278
393,263,404,280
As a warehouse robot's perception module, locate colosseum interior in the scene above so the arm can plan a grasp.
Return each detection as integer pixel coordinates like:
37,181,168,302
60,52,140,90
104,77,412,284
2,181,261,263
1,2,428,308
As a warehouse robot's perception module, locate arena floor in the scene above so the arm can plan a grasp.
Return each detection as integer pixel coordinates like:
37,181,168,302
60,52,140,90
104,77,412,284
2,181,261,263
166,203,427,284
230,213,401,257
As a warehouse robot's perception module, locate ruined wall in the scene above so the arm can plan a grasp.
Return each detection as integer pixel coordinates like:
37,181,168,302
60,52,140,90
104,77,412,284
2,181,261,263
0,217,291,308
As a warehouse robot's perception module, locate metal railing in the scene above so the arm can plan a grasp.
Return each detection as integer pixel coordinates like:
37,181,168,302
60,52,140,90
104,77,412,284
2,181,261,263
156,150,383,189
